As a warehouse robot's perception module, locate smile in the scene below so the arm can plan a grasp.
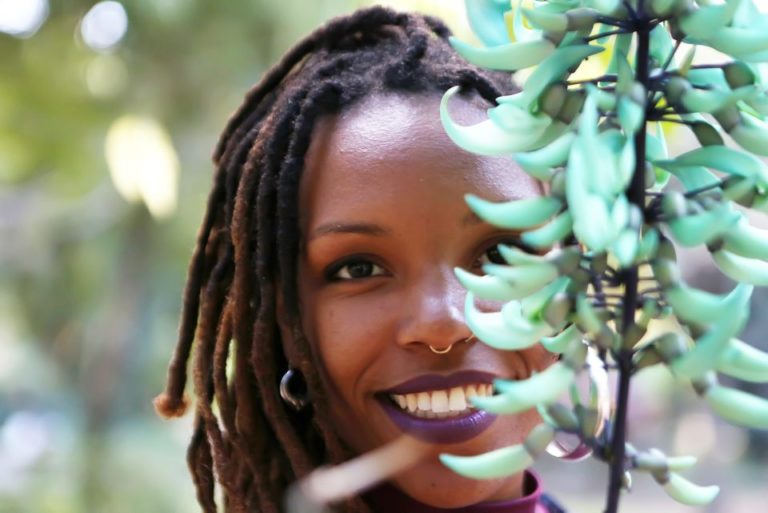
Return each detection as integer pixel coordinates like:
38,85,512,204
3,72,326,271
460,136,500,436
377,371,500,444
388,383,494,418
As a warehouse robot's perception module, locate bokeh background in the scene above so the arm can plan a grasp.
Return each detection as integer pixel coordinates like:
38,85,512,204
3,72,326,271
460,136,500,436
0,1,765,512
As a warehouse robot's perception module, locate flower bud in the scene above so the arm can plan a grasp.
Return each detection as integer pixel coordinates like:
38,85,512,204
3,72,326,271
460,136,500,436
724,61,755,88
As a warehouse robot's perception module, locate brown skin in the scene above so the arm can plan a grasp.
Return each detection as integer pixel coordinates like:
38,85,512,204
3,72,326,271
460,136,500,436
285,92,554,507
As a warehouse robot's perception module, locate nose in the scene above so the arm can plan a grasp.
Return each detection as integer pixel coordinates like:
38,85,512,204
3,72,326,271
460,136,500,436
395,267,473,353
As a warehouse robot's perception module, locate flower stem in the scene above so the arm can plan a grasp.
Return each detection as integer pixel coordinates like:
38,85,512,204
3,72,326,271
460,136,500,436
603,2,650,512
660,40,681,74
584,28,627,43
568,75,618,86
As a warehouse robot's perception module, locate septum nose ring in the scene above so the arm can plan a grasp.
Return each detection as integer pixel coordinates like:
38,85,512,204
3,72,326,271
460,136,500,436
429,344,453,354
429,334,476,354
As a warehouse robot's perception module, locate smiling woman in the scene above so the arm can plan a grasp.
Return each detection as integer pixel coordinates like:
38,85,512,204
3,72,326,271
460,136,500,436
297,93,551,507
154,6,563,513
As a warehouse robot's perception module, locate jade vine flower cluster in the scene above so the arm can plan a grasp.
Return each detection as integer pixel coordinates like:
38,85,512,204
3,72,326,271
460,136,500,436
438,0,768,510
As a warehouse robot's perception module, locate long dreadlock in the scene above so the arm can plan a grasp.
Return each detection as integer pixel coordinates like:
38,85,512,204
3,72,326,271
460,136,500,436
154,7,514,513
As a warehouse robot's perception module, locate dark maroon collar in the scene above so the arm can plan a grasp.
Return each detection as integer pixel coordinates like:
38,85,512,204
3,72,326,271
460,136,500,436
364,471,545,513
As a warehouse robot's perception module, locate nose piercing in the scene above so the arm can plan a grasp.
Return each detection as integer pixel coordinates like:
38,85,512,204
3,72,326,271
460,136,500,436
429,344,453,354
429,334,475,354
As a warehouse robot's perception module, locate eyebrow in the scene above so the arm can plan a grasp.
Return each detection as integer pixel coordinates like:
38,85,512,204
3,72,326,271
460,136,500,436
309,222,390,240
309,211,485,241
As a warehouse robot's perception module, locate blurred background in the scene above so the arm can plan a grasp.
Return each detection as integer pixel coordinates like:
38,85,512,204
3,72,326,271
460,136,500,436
0,1,765,512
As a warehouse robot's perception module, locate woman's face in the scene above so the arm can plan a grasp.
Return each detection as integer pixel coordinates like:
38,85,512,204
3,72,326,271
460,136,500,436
295,92,553,507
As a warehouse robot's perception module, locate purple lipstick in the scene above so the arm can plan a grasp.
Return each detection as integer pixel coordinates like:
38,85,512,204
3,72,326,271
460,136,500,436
377,371,498,445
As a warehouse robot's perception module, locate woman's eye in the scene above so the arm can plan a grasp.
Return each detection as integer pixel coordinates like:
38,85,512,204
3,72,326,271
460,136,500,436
477,244,507,266
475,240,535,268
329,260,386,281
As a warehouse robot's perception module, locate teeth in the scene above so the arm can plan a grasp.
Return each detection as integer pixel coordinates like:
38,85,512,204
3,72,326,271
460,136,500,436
417,392,430,410
432,390,449,413
390,383,493,417
448,386,466,411
406,394,418,412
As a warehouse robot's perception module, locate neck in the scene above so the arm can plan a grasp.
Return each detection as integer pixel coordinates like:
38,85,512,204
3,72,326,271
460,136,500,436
364,471,543,513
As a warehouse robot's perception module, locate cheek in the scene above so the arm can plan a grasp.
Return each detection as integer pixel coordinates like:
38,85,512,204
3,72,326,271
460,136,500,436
529,345,559,369
302,296,389,403
497,345,557,384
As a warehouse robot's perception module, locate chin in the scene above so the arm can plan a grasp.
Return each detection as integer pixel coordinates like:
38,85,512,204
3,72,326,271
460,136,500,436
391,456,523,508
368,405,537,507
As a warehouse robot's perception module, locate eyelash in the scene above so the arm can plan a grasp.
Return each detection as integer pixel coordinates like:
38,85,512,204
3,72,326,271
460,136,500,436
325,257,387,282
324,240,534,282
474,239,535,269
476,243,507,267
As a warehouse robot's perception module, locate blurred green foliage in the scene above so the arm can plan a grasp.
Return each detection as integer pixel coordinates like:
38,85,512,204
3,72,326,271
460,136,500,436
0,1,365,511
1,1,478,511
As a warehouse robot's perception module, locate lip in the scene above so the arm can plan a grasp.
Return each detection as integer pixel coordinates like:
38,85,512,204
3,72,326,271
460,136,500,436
377,395,497,444
380,370,499,395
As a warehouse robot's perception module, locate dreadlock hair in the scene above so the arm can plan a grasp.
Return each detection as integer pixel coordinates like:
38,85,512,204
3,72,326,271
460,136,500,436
154,6,515,513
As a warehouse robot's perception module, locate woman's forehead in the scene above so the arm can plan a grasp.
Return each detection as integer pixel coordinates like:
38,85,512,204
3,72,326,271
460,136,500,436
302,92,523,188
298,92,540,230
329,92,491,152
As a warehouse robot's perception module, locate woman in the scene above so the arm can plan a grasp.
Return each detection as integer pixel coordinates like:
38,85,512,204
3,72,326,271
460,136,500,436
155,6,563,513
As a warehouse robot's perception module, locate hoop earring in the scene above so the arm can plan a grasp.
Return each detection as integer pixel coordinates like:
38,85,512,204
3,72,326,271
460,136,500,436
546,345,610,461
280,368,309,411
